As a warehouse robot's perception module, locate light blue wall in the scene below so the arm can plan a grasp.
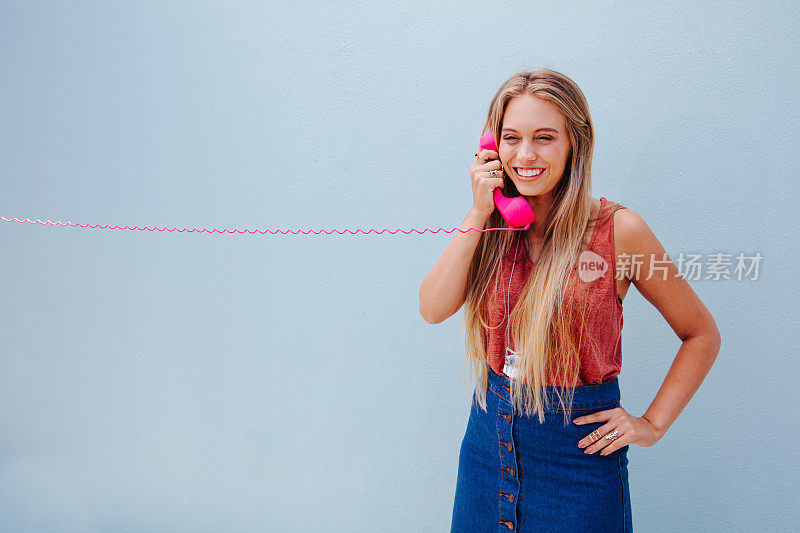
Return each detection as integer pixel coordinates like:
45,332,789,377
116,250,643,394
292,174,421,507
1,1,797,531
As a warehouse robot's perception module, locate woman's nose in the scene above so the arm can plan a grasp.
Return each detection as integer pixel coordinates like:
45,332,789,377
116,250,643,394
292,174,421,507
515,142,538,163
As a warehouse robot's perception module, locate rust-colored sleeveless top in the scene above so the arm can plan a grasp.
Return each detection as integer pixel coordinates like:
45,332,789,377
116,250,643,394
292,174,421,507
486,197,624,386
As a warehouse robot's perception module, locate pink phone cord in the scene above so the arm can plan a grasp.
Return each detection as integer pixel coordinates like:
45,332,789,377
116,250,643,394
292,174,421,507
0,216,531,235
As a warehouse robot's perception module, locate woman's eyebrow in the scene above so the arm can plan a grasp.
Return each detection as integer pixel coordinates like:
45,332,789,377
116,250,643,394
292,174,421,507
501,127,559,134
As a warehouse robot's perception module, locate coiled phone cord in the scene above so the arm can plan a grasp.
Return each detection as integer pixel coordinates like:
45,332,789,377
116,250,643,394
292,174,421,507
0,216,532,235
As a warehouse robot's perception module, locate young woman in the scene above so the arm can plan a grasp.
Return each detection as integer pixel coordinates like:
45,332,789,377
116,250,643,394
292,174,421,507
419,70,721,531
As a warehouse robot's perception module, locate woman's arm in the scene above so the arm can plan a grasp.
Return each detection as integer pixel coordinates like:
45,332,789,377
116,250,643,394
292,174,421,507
419,208,491,324
616,208,722,439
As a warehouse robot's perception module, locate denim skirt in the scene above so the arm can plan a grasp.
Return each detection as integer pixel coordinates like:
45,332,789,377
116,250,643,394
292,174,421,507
450,362,632,532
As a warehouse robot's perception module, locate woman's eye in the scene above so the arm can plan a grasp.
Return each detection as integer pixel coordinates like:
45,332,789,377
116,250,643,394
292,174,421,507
502,136,552,141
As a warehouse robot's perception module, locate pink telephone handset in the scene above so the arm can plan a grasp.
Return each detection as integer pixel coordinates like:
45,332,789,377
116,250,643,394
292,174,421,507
479,131,536,228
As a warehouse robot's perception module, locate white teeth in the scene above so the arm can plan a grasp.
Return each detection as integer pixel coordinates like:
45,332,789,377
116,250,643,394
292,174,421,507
515,168,544,177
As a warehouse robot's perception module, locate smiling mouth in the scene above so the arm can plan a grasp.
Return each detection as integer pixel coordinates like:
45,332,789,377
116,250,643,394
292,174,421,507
513,167,545,180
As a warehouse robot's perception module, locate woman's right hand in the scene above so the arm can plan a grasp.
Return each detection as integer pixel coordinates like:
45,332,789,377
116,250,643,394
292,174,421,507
470,149,504,217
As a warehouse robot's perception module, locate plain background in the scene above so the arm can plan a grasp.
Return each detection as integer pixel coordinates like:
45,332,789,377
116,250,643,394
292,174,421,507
1,1,797,531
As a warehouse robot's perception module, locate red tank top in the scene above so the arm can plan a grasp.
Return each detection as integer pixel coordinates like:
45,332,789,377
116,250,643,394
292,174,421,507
486,197,624,386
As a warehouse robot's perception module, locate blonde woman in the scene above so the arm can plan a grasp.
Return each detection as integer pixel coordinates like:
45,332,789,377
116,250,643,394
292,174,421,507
419,69,721,531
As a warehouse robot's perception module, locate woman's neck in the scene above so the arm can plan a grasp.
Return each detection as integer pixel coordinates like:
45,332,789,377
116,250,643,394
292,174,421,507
525,194,557,242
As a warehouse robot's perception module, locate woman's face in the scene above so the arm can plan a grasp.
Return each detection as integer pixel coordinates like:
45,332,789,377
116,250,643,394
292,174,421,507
498,95,572,197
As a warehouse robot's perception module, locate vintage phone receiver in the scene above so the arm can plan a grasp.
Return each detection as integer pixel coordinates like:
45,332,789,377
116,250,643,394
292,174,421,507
479,131,536,228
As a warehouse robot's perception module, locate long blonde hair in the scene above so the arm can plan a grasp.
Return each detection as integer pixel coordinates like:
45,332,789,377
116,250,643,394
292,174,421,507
462,69,626,424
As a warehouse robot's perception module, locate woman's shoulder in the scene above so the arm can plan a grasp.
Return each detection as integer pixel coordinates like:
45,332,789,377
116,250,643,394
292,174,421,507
592,196,626,227
596,196,636,222
608,202,654,260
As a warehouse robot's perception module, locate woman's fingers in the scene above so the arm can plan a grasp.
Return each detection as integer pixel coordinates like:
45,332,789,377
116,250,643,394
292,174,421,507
476,149,499,161
599,430,631,456
574,408,622,454
579,421,620,454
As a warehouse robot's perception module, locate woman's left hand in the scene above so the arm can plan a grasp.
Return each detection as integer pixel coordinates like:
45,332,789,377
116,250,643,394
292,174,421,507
574,407,663,455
